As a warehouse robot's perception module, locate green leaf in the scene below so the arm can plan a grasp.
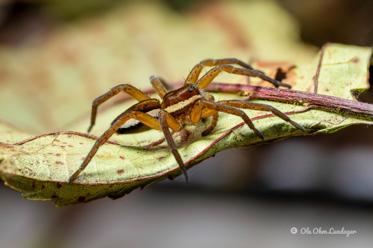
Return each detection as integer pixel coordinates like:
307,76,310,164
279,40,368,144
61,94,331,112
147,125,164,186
0,43,372,206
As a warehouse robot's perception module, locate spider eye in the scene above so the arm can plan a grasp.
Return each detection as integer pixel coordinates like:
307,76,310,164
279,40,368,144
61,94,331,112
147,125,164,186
188,85,197,92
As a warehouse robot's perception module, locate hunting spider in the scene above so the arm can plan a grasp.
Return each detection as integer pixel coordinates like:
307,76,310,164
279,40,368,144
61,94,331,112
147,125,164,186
69,58,305,183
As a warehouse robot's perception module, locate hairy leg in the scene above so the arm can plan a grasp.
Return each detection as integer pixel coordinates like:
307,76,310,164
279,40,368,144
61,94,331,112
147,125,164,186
69,100,161,183
201,100,264,139
185,58,254,84
88,84,151,132
218,100,305,131
189,100,219,136
150,76,170,98
159,110,188,182
190,100,204,123
201,111,219,136
196,64,291,90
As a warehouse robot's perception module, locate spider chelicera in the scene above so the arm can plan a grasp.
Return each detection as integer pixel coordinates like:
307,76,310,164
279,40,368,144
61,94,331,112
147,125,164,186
69,58,305,183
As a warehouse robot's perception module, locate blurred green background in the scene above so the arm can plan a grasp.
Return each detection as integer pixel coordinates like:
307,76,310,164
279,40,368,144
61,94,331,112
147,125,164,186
0,0,373,247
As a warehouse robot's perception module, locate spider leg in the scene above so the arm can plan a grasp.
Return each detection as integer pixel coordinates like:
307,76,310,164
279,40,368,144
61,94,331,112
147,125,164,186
69,99,161,183
218,100,306,131
201,100,264,139
150,76,170,98
159,110,188,182
201,110,219,136
190,100,204,123
87,84,151,133
185,58,254,84
196,65,291,90
190,100,219,136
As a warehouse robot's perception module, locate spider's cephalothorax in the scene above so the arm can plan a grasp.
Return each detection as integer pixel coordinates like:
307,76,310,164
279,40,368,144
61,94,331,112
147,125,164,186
161,84,201,115
69,58,305,183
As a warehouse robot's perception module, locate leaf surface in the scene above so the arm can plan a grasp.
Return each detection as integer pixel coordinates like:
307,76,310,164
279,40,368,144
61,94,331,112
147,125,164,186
0,44,372,205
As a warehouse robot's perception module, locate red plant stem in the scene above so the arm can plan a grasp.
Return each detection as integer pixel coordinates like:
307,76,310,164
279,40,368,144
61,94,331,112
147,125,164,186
207,83,373,120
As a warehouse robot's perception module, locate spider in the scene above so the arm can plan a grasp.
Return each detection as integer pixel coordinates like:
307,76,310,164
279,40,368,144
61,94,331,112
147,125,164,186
68,58,305,183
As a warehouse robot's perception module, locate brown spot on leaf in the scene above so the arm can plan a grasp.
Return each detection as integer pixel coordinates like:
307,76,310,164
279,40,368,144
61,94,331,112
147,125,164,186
55,161,64,165
158,156,167,160
119,155,125,160
350,57,360,63
117,169,124,175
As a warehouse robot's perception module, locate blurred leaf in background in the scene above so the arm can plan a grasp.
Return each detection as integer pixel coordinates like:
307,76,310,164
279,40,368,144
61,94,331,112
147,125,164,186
0,0,315,132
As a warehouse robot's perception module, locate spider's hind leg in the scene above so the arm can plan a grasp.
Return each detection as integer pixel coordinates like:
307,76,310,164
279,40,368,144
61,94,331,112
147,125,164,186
201,100,264,139
218,100,305,132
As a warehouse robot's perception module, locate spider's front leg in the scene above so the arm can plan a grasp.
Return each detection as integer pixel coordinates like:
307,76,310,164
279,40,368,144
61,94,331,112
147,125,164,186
185,58,290,88
69,99,161,183
196,64,291,90
87,84,151,133
185,58,254,84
